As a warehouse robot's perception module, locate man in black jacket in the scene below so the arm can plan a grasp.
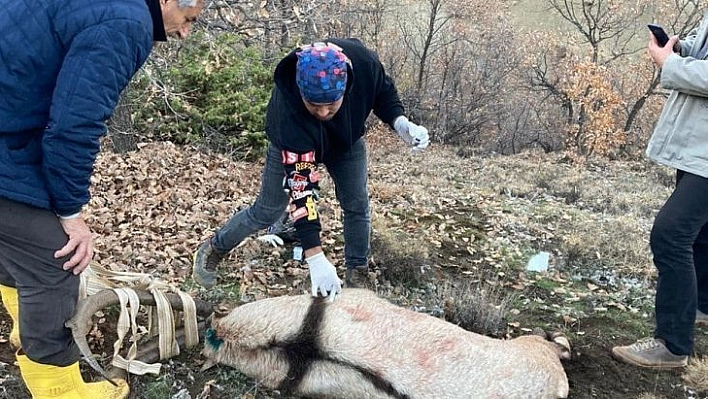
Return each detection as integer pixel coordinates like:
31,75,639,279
193,39,429,299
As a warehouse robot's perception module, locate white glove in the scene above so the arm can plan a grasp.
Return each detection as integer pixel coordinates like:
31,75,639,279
256,234,284,247
306,252,342,301
394,116,430,151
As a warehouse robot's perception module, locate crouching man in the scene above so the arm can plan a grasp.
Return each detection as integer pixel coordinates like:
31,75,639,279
193,39,430,298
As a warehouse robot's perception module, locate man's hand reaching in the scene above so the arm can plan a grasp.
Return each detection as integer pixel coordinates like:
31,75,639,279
306,252,342,301
55,215,93,275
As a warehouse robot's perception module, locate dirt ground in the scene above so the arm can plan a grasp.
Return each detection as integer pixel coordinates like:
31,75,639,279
559,318,707,398
1,142,707,398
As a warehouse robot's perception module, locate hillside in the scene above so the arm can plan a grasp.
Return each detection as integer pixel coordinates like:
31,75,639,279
1,126,707,398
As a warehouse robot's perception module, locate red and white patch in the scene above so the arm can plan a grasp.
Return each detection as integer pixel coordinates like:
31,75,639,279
290,207,308,222
282,151,299,165
300,151,315,163
288,174,308,192
282,151,316,165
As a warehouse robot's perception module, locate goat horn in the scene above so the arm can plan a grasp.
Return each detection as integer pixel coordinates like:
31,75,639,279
65,288,214,382
134,321,207,364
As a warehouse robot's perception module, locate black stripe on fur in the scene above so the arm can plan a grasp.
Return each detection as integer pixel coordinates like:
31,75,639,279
275,296,410,399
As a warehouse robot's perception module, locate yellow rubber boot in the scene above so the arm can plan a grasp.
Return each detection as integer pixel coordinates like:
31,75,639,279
16,352,129,399
0,284,20,348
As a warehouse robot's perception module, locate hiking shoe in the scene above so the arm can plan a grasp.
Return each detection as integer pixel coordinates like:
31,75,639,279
612,338,687,369
345,265,371,289
697,309,708,326
192,240,225,288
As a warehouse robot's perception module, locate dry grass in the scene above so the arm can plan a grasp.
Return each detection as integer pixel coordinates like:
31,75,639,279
436,279,512,337
370,217,429,288
635,394,667,399
683,356,708,392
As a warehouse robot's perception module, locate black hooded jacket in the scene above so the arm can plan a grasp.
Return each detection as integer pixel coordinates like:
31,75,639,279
266,38,404,160
265,38,405,250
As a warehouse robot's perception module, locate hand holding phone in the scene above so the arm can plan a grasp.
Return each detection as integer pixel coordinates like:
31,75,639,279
648,23,670,47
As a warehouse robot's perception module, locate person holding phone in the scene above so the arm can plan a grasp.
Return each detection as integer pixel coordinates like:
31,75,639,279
647,23,682,52
612,17,708,369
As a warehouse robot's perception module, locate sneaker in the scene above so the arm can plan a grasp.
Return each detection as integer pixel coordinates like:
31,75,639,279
344,265,371,289
612,338,687,369
697,309,708,326
192,240,225,288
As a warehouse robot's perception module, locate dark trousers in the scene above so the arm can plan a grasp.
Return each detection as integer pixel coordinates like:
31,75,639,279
214,139,371,268
652,170,708,356
0,197,80,366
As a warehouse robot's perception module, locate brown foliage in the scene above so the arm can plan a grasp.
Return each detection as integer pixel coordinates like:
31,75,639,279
562,61,626,157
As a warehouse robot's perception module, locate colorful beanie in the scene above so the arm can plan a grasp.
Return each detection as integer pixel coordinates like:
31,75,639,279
296,42,349,104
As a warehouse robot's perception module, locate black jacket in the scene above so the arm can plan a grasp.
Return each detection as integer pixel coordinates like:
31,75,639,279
266,38,404,162
265,38,405,250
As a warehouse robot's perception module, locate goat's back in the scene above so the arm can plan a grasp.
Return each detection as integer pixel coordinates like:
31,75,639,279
203,289,569,398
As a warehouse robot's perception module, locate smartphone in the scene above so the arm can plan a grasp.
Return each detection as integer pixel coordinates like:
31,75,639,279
648,23,670,47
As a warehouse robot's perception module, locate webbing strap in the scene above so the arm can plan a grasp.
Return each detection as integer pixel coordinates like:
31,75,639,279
177,290,199,348
110,288,162,375
150,285,178,360
79,262,200,376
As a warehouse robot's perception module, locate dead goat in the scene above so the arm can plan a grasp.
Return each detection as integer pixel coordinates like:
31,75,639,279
202,288,571,398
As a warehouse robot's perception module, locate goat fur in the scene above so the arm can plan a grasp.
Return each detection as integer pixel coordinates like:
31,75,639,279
202,288,570,398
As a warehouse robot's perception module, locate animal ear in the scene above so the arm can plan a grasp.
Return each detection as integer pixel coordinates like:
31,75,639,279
549,332,572,360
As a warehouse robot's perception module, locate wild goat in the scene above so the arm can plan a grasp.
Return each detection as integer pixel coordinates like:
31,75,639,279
67,288,570,398
201,289,571,398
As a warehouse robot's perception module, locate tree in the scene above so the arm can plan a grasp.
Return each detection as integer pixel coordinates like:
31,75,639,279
623,0,703,134
528,0,705,157
386,0,519,146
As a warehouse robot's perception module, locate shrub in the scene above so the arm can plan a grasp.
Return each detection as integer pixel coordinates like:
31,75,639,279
129,32,277,159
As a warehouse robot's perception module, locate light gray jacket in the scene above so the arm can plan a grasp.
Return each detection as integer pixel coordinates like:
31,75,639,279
646,11,708,178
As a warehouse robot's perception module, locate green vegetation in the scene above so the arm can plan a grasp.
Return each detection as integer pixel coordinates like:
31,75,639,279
142,374,175,399
128,32,277,159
